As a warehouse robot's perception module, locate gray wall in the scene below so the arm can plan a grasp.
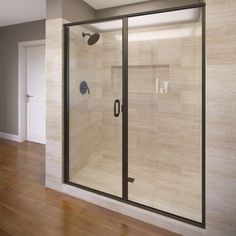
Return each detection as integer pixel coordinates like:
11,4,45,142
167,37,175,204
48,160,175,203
62,0,96,22
0,20,45,135
46,0,62,19
0,34,5,133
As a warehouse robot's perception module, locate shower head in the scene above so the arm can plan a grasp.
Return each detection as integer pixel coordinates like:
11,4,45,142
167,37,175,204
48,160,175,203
82,32,100,45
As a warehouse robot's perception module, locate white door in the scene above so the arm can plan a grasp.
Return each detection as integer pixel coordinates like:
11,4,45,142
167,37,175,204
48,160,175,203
26,45,45,144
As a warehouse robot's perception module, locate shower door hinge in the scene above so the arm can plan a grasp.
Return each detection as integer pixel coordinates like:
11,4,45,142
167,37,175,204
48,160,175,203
128,177,135,183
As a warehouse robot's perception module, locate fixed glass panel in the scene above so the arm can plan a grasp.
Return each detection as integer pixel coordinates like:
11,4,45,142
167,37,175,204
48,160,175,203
127,8,203,222
68,19,123,197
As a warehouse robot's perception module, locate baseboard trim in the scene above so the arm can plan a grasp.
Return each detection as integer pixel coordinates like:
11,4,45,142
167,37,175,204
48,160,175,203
0,132,20,142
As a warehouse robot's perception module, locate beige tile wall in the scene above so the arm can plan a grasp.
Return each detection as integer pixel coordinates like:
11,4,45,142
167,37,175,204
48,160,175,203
206,0,236,235
68,24,123,195
46,18,64,190
127,22,202,222
68,19,202,222
69,26,102,177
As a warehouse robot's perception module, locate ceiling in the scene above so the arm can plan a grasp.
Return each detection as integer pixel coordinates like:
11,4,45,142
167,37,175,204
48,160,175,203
0,0,46,27
83,0,151,10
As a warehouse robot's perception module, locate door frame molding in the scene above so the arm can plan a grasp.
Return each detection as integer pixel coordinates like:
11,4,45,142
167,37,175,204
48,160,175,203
18,40,45,142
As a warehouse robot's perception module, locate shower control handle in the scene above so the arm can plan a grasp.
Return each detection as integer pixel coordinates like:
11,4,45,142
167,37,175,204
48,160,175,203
114,99,120,117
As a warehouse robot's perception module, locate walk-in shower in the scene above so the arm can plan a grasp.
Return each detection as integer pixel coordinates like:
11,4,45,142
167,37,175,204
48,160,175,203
64,3,205,227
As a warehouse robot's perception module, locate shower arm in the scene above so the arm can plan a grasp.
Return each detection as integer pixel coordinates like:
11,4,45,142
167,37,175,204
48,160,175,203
82,33,91,37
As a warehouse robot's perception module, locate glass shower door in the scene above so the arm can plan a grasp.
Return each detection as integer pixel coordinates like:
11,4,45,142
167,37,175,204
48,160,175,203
127,8,203,222
67,19,123,197
64,5,205,225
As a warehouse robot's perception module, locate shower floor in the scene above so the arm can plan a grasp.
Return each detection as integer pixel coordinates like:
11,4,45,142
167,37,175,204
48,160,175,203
71,151,202,223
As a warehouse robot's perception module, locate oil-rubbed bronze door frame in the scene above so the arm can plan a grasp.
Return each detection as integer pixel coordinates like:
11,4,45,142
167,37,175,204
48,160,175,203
63,2,206,228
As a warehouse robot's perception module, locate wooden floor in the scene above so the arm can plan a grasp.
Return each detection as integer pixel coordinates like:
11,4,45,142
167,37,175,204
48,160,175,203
0,139,180,236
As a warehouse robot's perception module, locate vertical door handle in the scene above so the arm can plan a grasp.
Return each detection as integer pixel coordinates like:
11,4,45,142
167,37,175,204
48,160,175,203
114,99,121,117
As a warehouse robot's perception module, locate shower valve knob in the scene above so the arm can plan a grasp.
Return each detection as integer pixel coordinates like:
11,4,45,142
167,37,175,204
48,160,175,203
80,81,90,95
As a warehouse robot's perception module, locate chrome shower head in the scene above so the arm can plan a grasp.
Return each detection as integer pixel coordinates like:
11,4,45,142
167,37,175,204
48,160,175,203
82,32,100,45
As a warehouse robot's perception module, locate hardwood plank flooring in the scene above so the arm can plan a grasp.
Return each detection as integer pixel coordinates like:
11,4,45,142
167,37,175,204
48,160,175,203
0,139,180,236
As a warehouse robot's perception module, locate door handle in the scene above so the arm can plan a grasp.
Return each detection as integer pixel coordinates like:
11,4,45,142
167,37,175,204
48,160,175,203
26,94,34,102
114,99,121,117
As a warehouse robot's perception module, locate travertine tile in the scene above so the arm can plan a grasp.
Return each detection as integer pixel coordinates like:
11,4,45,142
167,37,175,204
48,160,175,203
66,20,203,222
